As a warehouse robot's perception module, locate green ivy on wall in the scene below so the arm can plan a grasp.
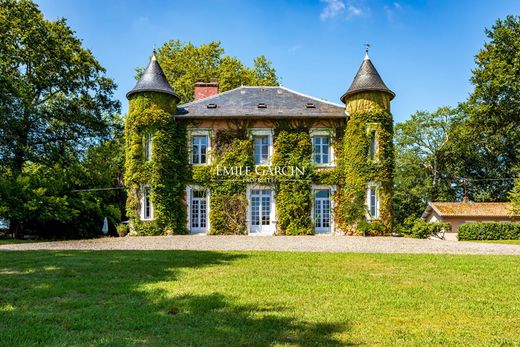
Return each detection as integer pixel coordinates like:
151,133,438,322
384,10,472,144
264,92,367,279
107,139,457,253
338,92,394,235
125,92,189,235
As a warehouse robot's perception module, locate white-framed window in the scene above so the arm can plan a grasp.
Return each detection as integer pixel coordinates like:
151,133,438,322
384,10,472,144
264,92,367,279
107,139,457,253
246,185,276,235
144,133,152,161
366,182,380,220
190,130,211,165
141,186,153,221
251,129,273,165
311,129,334,166
312,185,336,233
366,124,379,162
186,185,210,233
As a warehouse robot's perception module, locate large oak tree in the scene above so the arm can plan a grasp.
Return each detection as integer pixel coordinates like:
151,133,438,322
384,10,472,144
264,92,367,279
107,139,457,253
0,0,120,237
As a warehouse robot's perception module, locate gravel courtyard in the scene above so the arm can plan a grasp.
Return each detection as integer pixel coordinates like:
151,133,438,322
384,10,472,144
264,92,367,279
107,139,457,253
1,236,519,255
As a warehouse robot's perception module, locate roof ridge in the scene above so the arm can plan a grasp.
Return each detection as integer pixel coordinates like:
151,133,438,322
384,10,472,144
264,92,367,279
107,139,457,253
279,86,345,108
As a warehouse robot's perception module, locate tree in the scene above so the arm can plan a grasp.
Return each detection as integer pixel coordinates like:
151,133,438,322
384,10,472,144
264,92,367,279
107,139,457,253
453,15,520,200
144,40,280,104
393,107,460,223
0,0,120,237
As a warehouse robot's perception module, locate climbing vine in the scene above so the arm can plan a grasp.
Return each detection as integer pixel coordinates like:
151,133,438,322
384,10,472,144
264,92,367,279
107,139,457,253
125,92,189,235
338,92,394,235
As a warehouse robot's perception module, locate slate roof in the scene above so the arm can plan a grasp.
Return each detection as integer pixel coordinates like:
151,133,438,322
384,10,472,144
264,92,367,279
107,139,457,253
176,86,346,118
340,54,395,103
126,54,180,102
422,202,519,219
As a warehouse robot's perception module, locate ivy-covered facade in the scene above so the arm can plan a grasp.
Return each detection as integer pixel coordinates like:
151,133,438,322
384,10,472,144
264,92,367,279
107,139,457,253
125,51,395,236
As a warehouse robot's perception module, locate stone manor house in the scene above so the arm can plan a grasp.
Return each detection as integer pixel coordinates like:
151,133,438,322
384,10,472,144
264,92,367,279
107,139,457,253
124,51,395,236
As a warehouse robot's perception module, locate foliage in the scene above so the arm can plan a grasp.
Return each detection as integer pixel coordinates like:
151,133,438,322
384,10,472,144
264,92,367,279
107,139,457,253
1,250,520,346
141,40,280,104
442,16,520,201
405,219,451,239
510,174,520,213
116,223,128,237
272,129,313,235
125,92,189,235
393,107,460,224
458,222,520,241
0,0,120,237
339,93,394,234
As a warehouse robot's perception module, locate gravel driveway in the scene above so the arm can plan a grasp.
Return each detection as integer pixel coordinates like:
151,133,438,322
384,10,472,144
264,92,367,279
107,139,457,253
1,236,519,255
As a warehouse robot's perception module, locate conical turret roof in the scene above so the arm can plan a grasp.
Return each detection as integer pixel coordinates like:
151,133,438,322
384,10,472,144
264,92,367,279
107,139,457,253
340,53,395,103
126,54,180,101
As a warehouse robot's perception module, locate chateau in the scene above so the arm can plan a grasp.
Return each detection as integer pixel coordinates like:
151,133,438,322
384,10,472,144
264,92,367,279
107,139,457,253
124,51,395,236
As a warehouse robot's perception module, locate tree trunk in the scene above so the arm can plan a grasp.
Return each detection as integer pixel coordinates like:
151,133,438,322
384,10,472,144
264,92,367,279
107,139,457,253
8,219,22,239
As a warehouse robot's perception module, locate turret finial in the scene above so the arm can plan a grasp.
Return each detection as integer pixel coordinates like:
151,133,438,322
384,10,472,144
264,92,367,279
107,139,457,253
364,43,370,60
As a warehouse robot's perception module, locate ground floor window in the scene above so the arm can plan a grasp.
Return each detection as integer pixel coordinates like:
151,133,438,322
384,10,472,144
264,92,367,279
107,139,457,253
366,183,380,220
247,186,275,234
312,186,335,233
187,186,209,233
314,189,331,232
141,186,153,221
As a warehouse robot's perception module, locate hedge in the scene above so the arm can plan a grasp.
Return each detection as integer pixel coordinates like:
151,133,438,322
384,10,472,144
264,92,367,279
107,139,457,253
458,222,520,241
408,219,451,239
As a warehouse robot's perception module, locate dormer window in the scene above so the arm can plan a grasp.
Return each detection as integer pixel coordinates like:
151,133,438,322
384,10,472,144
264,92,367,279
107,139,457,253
206,103,217,109
305,102,316,108
257,103,267,109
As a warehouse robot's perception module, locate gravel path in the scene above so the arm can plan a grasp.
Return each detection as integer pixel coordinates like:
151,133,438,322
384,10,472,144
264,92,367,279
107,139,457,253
1,236,519,255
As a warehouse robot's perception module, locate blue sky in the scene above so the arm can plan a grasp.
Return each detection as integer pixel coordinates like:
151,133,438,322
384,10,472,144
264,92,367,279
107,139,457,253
36,0,519,122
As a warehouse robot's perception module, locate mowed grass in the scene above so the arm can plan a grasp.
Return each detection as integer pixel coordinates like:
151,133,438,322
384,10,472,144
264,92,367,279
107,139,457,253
0,251,519,346
468,240,520,245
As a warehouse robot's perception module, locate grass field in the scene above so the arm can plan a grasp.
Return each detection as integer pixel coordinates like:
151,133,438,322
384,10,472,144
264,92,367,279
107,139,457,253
0,251,519,346
469,240,520,245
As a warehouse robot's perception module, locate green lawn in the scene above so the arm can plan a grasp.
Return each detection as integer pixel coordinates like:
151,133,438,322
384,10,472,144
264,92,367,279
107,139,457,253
468,240,520,245
0,251,519,346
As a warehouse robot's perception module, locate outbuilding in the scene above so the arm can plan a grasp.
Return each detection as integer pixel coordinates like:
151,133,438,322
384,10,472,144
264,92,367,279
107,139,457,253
421,202,520,240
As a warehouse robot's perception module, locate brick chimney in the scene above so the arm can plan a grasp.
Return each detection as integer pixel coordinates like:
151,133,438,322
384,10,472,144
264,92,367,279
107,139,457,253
194,80,219,101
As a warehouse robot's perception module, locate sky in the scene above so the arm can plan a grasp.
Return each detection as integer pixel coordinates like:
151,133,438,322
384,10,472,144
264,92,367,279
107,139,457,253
35,0,519,123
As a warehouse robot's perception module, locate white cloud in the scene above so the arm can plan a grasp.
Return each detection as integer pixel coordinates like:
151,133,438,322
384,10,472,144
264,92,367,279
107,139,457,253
320,0,346,21
320,0,368,21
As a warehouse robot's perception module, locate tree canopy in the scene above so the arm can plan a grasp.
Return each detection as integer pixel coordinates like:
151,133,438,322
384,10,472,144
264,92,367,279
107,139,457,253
141,40,280,104
0,0,121,237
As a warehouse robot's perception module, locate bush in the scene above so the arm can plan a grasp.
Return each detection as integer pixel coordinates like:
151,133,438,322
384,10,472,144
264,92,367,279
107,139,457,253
458,222,520,241
406,219,451,239
116,223,129,237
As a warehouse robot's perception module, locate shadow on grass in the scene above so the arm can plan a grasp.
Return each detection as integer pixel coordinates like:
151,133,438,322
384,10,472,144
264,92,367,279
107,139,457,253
0,250,348,346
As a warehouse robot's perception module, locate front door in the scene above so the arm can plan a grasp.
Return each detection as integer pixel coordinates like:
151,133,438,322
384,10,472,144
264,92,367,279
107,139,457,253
249,189,274,234
190,188,208,233
314,189,331,233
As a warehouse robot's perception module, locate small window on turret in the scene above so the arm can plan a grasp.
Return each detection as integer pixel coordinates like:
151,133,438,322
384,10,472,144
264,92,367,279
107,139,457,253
369,130,377,161
144,133,152,161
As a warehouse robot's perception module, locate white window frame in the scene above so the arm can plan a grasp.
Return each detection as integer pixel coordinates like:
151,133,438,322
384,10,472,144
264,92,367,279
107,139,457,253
140,186,154,221
144,133,152,161
246,185,276,235
250,129,273,166
366,182,380,220
366,124,379,162
189,129,211,165
310,129,335,167
312,185,336,233
186,185,210,234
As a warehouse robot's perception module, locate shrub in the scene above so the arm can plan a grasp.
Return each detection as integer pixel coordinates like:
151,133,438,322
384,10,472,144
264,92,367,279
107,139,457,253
116,224,129,237
407,219,451,239
458,222,520,241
